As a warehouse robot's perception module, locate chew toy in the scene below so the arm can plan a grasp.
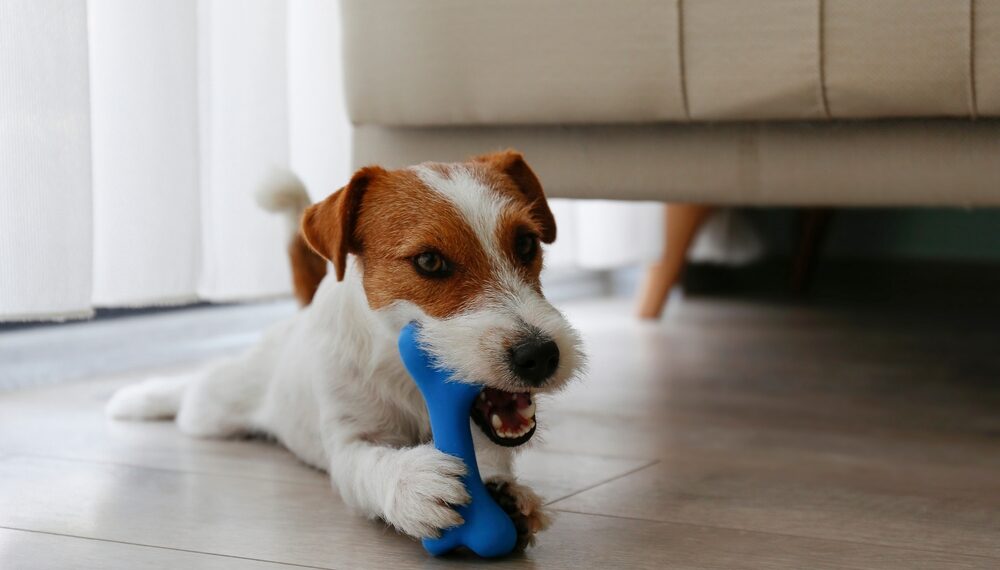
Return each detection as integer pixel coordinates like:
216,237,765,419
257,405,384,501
397,322,517,558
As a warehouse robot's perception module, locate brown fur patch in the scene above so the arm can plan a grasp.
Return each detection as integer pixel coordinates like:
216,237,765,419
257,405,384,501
288,232,328,306
470,150,556,243
355,168,495,318
301,166,383,281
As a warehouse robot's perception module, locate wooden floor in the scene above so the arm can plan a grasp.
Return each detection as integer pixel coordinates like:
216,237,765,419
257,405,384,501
1,295,998,569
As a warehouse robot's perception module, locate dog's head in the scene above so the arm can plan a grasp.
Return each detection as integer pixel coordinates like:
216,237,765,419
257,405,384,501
301,150,584,446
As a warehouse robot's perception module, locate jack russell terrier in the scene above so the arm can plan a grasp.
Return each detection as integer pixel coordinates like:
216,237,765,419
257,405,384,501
107,150,585,550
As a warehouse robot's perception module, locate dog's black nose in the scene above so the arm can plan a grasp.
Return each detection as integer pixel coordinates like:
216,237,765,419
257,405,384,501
509,338,560,386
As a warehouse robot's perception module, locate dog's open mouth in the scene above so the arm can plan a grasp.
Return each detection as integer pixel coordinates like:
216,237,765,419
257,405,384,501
470,387,536,447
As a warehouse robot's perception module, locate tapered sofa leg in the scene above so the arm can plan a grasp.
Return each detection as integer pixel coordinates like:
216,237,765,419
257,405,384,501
636,204,714,319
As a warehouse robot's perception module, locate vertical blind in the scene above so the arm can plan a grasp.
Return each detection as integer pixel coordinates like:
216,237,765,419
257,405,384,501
0,0,353,321
1,1,94,321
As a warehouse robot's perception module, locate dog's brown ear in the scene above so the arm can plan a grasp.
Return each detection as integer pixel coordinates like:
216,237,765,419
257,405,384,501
301,166,383,281
472,150,556,243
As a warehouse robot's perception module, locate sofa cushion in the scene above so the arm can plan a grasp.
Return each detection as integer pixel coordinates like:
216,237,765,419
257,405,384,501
352,121,1000,205
342,0,1000,125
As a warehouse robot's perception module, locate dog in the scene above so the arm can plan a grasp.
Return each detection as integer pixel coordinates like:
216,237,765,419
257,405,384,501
107,150,585,549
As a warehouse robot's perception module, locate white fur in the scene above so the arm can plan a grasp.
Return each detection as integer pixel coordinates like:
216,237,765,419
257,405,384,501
107,375,189,420
416,281,583,393
107,168,584,543
256,167,311,242
412,164,509,264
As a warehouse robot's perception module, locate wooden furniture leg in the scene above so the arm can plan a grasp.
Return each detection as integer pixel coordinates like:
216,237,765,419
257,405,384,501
636,204,714,319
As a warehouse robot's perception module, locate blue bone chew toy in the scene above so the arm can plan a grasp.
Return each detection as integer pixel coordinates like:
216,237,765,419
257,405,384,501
397,322,518,558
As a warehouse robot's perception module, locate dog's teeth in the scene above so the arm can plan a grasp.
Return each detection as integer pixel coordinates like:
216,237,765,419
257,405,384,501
491,414,502,430
518,402,536,419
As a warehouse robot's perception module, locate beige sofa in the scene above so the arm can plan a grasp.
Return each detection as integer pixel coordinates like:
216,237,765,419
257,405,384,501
340,0,1000,316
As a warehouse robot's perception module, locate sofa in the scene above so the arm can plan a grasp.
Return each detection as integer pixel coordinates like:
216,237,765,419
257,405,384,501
339,0,1000,317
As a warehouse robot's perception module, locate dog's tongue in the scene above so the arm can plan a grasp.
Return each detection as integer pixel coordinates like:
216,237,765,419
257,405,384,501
477,387,535,437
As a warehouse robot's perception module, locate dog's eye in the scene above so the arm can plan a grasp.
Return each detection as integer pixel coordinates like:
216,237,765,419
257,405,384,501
514,233,539,264
412,252,452,278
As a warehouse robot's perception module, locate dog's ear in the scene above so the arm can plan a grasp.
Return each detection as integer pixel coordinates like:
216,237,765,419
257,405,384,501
472,150,556,243
301,166,383,281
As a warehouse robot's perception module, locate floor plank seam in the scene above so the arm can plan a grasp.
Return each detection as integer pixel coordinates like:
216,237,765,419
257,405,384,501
12,452,331,488
0,525,339,570
546,509,1000,561
544,459,661,506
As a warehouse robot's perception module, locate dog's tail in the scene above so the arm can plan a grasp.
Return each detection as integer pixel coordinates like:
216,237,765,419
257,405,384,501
256,169,327,306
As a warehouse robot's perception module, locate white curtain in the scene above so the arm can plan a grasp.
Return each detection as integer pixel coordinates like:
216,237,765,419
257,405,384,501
1,1,94,321
88,0,201,306
0,0,660,322
0,0,340,321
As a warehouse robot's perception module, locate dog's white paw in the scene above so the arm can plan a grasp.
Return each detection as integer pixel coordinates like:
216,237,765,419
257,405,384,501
106,377,187,420
384,445,471,539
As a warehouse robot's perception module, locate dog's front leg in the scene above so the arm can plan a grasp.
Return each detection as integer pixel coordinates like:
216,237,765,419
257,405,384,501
329,441,471,539
473,430,551,550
